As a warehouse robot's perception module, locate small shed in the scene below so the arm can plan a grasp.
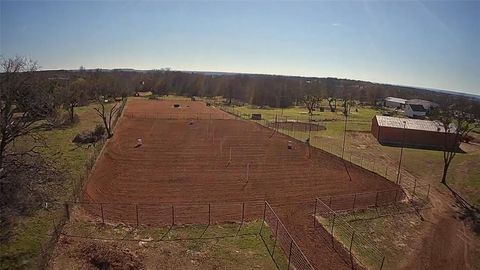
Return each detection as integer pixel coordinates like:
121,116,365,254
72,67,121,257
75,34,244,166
251,114,262,120
371,115,459,150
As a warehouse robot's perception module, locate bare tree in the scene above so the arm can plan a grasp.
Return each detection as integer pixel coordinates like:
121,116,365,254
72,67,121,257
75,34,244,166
327,97,337,112
302,95,322,116
434,107,479,185
94,98,119,138
62,78,87,123
0,56,55,171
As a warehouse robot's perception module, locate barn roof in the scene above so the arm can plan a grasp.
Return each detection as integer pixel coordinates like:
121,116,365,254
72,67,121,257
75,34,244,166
407,104,427,112
384,97,408,104
374,115,454,132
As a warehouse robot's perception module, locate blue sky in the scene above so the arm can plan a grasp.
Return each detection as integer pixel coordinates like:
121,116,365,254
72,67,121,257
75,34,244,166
1,1,479,95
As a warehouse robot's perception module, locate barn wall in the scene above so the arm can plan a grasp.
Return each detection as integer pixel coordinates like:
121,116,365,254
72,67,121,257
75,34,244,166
375,126,458,150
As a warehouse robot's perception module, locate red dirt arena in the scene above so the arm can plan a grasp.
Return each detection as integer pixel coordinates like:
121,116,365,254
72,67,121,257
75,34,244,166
83,99,399,270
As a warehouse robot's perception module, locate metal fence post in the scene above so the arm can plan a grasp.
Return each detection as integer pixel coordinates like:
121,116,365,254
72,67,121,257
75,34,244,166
208,203,211,225
64,203,70,220
241,202,245,225
260,202,267,235
349,231,355,266
413,179,417,195
172,205,175,226
271,219,279,256
352,194,357,212
100,203,105,224
135,204,139,227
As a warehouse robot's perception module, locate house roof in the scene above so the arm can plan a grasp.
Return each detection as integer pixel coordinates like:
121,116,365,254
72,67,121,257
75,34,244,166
374,115,454,132
407,104,427,112
384,97,408,104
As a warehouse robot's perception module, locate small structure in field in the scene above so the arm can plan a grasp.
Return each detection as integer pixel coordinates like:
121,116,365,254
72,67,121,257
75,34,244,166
173,104,180,108
251,113,262,120
135,138,143,148
371,115,458,150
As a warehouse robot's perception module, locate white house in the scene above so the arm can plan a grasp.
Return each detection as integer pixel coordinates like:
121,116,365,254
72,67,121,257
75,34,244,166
405,104,427,118
384,97,408,109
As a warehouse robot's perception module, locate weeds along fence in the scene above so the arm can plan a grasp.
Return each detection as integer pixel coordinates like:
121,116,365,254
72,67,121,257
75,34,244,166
47,200,315,269
312,185,431,270
219,105,426,191
37,99,129,269
314,199,384,270
318,185,431,215
260,202,315,270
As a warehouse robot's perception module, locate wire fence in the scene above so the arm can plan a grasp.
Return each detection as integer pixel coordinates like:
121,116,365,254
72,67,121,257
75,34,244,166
314,199,384,270
123,111,232,120
35,98,128,269
260,202,316,270
312,185,431,270
219,105,427,192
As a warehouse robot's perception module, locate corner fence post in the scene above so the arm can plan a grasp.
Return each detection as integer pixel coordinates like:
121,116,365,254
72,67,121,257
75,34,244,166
271,219,279,256
64,203,70,220
260,202,266,235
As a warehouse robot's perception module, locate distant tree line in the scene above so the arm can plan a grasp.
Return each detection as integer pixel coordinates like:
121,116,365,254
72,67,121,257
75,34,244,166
35,69,480,116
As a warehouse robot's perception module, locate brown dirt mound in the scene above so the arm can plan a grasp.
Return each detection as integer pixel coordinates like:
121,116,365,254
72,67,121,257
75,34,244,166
76,242,144,270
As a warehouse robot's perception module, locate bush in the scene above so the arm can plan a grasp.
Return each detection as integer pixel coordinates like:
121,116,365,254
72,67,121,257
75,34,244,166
72,124,105,144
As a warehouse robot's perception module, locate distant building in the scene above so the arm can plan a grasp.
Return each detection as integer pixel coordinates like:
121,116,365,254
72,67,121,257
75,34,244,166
384,97,408,109
404,104,427,118
371,115,458,150
406,99,439,110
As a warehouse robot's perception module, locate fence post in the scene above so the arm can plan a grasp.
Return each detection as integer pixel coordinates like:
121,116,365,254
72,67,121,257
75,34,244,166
349,231,355,266
208,204,211,225
394,189,398,204
241,202,245,225
380,256,385,270
100,203,105,224
352,194,357,212
331,213,336,246
426,184,431,199
313,199,317,228
172,205,175,226
288,240,293,268
135,204,139,227
329,196,332,208
385,165,388,178
260,202,267,235
64,203,70,220
272,219,279,256
375,191,380,207
413,179,417,195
